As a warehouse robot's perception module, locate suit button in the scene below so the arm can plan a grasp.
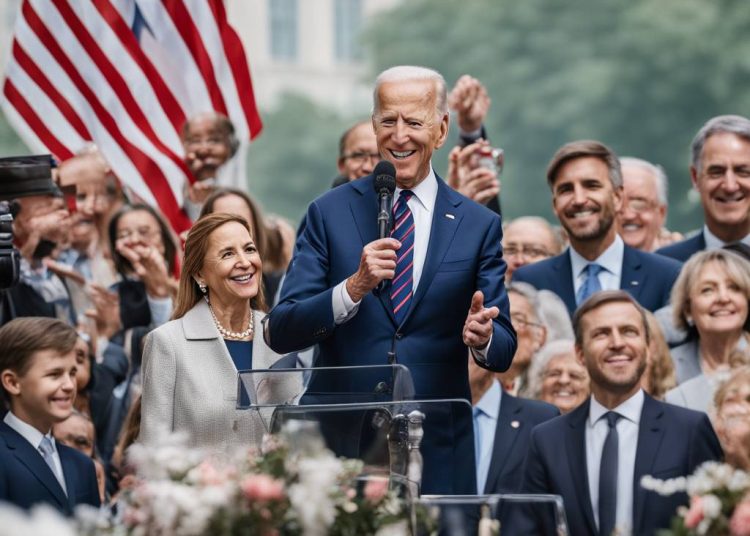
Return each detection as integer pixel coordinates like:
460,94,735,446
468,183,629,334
395,332,403,340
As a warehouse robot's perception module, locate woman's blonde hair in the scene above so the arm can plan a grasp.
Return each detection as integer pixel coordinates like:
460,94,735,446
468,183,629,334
172,213,266,319
670,249,750,334
643,310,676,399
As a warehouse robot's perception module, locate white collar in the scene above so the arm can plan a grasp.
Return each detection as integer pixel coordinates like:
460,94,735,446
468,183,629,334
3,411,55,451
703,225,750,250
394,165,438,213
475,379,502,420
588,388,644,427
570,234,625,279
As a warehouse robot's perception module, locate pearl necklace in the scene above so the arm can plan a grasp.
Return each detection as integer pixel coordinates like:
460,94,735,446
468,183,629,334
207,299,254,340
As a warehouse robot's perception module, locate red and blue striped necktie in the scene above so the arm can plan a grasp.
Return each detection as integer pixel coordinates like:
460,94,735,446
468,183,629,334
391,190,415,323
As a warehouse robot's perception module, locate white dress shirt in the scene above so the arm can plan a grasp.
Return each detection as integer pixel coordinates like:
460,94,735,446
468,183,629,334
703,225,750,250
473,379,501,494
586,389,644,535
570,234,625,295
4,411,67,494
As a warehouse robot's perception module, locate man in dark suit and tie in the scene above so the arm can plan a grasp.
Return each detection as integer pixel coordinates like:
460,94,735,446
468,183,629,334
468,356,558,495
657,115,750,262
513,140,682,315
266,65,517,494
521,291,722,535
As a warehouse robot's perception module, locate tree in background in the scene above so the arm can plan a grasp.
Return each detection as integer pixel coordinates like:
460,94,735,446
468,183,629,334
365,0,750,232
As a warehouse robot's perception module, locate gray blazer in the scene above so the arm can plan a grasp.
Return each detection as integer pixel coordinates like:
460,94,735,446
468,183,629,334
140,300,300,451
671,336,748,385
664,374,713,413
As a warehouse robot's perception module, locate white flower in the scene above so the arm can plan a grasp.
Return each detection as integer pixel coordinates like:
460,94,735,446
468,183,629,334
640,474,687,495
700,494,722,520
0,504,77,536
375,519,410,536
288,455,342,536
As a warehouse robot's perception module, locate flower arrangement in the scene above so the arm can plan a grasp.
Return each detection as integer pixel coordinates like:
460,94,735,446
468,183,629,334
74,430,425,536
641,461,750,535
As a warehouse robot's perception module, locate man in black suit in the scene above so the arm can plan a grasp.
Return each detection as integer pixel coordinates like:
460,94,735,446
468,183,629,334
469,356,558,495
521,291,722,536
657,114,750,262
513,140,682,315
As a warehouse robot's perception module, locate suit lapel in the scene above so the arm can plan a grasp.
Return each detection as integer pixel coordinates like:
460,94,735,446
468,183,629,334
484,393,522,493
0,424,68,510
349,179,398,325
554,251,578,314
632,395,666,533
59,444,78,511
565,400,597,535
620,246,645,302
405,179,462,325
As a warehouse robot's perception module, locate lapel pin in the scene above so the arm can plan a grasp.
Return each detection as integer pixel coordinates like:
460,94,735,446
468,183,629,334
445,213,455,220
511,420,520,429
631,281,639,286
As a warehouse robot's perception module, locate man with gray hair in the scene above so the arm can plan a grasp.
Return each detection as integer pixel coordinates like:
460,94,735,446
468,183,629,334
513,140,682,315
267,65,516,494
657,114,750,261
617,157,680,252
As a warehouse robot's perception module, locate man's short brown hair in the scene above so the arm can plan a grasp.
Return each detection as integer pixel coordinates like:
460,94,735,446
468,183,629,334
572,290,650,347
0,317,78,402
546,140,623,190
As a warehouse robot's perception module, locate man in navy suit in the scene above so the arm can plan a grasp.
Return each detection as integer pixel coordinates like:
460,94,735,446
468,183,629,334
468,356,558,495
513,140,682,315
521,291,722,536
266,66,516,494
657,115,750,262
0,317,100,515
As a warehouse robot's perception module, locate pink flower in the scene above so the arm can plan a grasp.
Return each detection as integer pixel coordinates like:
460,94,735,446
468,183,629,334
364,478,389,504
684,496,705,529
730,498,750,536
197,461,226,486
241,474,285,503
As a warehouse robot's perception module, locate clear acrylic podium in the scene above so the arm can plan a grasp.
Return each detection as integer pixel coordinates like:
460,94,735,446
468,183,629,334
236,365,569,535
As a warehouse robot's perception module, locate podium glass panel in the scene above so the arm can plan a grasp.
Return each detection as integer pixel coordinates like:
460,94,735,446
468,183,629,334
415,494,569,536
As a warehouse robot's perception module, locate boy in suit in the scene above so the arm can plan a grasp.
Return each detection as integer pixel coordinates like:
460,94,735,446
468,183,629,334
0,317,100,515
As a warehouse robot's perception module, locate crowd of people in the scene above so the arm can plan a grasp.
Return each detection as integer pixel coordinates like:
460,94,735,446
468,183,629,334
0,64,749,535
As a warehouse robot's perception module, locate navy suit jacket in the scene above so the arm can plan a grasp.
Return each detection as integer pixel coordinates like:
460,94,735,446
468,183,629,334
520,395,722,536
655,231,706,262
512,245,682,315
267,174,517,493
483,392,559,494
0,421,100,515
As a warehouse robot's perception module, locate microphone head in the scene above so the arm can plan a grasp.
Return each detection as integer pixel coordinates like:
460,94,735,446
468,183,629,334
373,160,396,194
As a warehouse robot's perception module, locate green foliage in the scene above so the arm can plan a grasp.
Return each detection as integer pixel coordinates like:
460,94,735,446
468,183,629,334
246,93,354,223
363,0,750,232
0,108,33,157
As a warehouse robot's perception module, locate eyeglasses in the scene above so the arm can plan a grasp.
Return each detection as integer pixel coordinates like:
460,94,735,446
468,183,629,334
60,434,93,450
621,197,657,213
342,152,380,165
504,244,550,260
184,136,229,149
510,313,544,330
116,227,160,241
542,369,588,383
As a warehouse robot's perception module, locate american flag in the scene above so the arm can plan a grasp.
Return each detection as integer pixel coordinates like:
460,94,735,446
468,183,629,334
1,0,263,232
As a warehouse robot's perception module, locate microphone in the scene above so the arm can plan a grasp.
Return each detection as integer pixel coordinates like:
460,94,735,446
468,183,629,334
373,160,396,240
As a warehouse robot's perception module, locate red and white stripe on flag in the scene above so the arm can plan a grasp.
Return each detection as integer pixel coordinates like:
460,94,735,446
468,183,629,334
1,0,263,233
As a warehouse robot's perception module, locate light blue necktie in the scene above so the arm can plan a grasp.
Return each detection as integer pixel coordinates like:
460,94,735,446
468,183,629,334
577,263,603,305
38,436,62,484
473,406,489,494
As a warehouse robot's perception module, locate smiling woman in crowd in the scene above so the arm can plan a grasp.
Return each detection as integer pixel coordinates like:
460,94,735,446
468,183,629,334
140,213,297,450
527,339,590,414
665,249,750,412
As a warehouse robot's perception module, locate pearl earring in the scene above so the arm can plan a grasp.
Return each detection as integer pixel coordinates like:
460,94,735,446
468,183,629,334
198,281,207,294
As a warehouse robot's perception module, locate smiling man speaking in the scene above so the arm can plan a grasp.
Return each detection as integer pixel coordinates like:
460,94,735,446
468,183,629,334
265,66,517,494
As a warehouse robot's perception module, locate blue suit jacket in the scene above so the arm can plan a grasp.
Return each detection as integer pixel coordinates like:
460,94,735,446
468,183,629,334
483,392,559,494
520,395,722,536
267,174,517,493
512,245,682,315
655,231,706,262
0,421,100,515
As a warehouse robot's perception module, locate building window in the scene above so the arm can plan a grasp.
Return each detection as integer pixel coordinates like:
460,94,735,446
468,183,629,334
270,0,298,60
334,0,363,62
